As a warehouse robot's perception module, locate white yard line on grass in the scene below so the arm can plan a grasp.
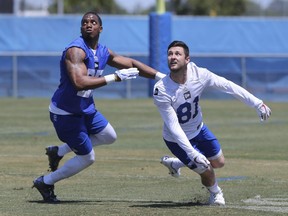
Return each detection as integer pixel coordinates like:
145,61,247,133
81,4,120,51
228,195,288,214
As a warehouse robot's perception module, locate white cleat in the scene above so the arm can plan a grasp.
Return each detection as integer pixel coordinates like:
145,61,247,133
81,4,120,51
209,190,225,206
160,156,181,178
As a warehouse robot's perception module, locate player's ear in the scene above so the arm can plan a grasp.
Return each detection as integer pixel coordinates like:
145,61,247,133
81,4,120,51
186,55,190,63
99,26,103,33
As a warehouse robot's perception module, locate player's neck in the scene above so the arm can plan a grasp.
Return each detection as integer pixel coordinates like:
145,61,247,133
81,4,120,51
170,70,187,84
85,37,99,50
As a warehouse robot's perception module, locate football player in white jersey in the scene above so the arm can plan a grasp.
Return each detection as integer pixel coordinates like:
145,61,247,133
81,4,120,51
153,40,271,206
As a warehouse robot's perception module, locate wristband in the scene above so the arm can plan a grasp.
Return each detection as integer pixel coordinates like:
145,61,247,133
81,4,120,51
104,74,116,84
155,71,166,80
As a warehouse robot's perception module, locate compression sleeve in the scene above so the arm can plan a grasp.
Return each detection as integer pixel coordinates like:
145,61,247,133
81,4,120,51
203,69,263,108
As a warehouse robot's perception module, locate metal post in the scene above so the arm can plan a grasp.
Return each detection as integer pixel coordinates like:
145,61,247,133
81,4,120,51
13,0,20,15
57,0,64,15
12,54,18,98
156,0,165,14
241,57,247,89
126,79,131,99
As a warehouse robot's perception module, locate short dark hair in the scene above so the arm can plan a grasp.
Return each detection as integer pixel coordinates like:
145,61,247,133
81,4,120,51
81,11,102,26
167,40,190,57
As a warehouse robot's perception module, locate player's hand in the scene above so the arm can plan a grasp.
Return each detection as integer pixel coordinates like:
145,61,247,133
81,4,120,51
115,68,139,81
192,152,210,167
256,103,271,121
188,151,210,174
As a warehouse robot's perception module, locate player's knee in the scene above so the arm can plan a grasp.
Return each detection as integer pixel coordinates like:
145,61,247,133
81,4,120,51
90,132,117,146
213,161,225,169
79,150,95,166
102,123,117,144
105,133,117,144
211,157,225,169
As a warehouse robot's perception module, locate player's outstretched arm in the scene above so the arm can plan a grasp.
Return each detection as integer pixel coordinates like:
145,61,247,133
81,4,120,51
107,49,166,80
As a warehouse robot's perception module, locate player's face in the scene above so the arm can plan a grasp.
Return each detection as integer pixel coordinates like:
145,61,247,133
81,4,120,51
167,46,189,72
81,14,103,40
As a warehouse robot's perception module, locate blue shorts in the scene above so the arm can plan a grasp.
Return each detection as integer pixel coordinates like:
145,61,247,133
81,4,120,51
164,124,221,165
50,111,108,155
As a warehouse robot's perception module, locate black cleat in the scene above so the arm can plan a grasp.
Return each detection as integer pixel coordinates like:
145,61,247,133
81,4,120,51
46,146,63,172
32,176,60,203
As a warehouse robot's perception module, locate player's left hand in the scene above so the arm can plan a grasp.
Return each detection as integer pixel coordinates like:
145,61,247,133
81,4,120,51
256,103,271,121
115,68,139,81
188,151,210,174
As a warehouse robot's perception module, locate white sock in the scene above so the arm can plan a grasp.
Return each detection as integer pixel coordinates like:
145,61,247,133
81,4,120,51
44,150,95,185
207,181,221,194
57,143,72,157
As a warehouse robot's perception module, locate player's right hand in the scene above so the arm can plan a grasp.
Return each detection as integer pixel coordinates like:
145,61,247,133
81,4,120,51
115,68,139,81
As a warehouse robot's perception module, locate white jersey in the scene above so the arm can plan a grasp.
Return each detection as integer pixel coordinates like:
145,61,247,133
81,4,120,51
153,62,262,156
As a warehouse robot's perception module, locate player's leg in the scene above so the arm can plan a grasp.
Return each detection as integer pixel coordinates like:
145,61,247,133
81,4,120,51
45,145,68,172
88,111,117,147
89,123,117,146
191,124,225,205
44,149,95,184
161,139,187,177
45,112,75,172
191,124,225,168
46,111,116,171
164,137,220,185
162,124,225,205
209,154,225,169
160,155,183,177
33,114,95,202
33,150,95,203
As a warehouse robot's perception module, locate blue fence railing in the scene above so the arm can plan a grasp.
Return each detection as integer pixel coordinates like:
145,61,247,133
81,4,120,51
0,52,288,102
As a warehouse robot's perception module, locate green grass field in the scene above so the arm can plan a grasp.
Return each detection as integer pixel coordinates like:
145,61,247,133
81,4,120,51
0,98,287,216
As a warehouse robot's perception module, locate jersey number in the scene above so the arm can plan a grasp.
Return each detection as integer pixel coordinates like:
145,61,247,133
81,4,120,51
176,96,199,124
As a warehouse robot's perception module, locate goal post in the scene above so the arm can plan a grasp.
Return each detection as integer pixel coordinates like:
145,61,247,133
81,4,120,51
148,0,172,96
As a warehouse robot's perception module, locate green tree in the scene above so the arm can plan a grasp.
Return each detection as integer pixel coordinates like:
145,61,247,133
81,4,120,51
49,0,127,14
265,0,288,16
168,0,248,16
244,0,263,16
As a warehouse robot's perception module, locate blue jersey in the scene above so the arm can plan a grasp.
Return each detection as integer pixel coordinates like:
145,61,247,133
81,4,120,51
51,36,110,114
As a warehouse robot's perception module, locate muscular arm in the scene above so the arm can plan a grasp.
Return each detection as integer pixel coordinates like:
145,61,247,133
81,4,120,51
107,49,159,79
65,47,109,90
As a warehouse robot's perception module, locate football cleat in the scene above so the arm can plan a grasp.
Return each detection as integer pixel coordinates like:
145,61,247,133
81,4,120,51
160,156,181,178
32,176,60,203
209,189,225,206
46,146,63,172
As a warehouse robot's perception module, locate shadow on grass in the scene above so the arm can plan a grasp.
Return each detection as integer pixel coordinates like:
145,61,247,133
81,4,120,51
28,199,207,208
130,200,207,208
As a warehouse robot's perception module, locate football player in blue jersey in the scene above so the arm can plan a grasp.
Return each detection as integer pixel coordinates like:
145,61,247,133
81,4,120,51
153,40,271,206
32,11,165,203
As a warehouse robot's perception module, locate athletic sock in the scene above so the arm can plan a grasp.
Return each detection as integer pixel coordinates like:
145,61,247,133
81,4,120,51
44,150,95,185
207,181,221,194
57,143,72,157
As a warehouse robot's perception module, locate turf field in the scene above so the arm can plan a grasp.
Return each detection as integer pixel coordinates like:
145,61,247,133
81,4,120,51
0,98,287,216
